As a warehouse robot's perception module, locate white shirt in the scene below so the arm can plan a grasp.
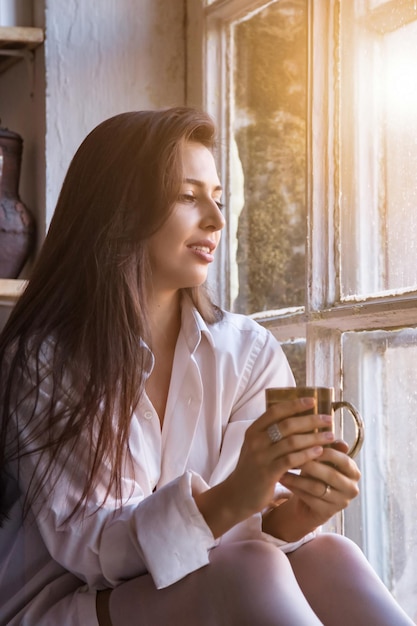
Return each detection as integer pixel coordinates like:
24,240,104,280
0,297,314,625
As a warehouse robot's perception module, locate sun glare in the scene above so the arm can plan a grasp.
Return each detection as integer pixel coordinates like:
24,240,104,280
383,23,417,126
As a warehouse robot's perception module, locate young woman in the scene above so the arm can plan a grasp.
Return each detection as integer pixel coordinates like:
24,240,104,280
0,107,413,625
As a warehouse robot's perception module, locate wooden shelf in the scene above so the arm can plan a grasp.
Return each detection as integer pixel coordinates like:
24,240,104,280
0,278,27,304
0,26,44,74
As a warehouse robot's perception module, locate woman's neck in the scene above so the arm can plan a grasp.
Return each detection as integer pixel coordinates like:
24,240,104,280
145,289,182,426
148,290,182,349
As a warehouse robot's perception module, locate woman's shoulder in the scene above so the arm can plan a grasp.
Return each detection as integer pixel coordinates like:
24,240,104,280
207,309,275,349
203,308,292,386
212,308,270,334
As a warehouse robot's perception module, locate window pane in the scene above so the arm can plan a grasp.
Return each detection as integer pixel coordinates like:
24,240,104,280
343,328,417,622
280,338,306,386
230,0,307,314
340,2,417,298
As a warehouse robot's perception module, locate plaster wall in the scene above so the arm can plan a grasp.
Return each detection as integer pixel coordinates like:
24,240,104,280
44,0,186,228
0,0,186,239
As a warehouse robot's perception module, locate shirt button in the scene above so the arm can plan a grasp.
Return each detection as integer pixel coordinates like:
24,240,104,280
144,410,153,420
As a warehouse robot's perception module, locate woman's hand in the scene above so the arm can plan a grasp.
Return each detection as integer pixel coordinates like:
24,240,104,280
195,397,337,538
262,441,361,541
227,398,338,516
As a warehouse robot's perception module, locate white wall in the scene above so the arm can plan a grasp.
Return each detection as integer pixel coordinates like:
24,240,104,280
0,0,186,241
44,0,186,228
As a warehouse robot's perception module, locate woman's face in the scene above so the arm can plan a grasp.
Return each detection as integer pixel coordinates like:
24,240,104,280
147,141,225,295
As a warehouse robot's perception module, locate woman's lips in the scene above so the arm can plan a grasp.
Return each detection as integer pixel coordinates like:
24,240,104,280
188,242,216,263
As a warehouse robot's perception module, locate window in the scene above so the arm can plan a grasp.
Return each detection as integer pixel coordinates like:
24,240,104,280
187,0,417,620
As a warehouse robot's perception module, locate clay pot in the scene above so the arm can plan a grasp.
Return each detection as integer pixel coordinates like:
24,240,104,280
0,127,36,278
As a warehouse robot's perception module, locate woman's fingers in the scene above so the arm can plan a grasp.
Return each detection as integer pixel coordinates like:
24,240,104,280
266,412,333,443
250,398,334,444
240,397,339,479
271,445,326,475
258,397,316,429
268,428,335,465
280,447,361,506
260,418,333,459
316,446,361,480
232,397,345,516
328,439,350,454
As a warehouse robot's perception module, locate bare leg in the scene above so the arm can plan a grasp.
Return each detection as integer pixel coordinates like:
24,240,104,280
99,540,324,626
287,533,414,626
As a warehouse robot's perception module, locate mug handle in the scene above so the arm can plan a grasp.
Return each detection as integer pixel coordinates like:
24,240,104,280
332,401,365,459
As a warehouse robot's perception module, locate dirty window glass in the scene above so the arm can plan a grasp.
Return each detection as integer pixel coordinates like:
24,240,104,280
343,328,417,621
340,2,417,298
229,0,307,315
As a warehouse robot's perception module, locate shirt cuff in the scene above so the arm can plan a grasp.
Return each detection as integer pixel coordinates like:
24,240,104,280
260,527,317,552
135,470,216,588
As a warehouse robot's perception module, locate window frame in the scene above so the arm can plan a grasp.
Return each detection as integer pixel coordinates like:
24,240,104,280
186,0,417,535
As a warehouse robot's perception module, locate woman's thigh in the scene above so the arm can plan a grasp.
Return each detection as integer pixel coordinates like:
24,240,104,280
98,540,323,626
287,533,414,626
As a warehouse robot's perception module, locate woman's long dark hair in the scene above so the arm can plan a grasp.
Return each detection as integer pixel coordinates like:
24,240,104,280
0,107,222,522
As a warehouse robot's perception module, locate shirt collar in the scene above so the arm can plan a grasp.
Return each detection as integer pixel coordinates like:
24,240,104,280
141,293,216,375
139,338,155,378
180,293,216,355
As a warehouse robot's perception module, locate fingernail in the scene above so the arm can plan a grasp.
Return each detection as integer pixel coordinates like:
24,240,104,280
301,397,315,405
321,414,332,424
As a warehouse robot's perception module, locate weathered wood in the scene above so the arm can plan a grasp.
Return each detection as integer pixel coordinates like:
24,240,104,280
0,26,44,73
0,278,27,303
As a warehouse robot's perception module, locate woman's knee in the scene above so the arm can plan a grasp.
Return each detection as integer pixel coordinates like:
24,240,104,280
211,540,290,584
303,533,364,560
288,532,368,575
209,541,322,625
210,541,300,605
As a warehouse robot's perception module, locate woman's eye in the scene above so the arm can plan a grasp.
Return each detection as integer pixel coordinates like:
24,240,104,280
179,193,195,204
178,193,224,211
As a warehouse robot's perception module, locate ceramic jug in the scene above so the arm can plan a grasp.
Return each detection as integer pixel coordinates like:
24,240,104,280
0,127,36,278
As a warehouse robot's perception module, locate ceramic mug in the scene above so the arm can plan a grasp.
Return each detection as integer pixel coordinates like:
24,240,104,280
265,386,364,458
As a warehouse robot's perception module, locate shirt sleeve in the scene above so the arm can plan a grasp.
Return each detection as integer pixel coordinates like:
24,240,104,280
99,471,217,588
17,445,217,590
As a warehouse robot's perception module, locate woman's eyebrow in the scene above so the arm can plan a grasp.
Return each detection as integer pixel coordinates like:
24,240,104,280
184,177,223,192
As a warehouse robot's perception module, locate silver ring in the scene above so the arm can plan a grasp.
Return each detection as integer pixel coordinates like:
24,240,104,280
321,484,331,498
267,422,282,444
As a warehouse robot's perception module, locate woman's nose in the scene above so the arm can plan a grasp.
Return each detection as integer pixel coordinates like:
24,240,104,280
202,198,226,231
